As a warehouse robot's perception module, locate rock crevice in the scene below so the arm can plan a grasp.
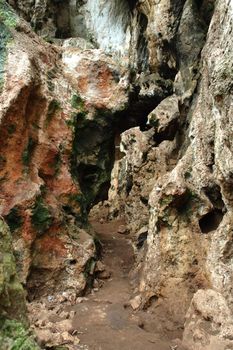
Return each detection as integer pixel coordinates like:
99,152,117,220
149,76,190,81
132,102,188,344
0,0,233,349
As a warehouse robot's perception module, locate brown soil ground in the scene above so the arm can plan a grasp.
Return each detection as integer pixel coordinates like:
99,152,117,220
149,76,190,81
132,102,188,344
28,216,185,350
69,218,183,350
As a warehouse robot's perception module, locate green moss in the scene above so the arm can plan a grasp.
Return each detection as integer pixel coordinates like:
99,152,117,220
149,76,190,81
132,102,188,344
148,115,159,128
0,1,18,92
0,0,18,27
159,195,173,207
0,22,11,92
46,68,58,92
65,113,76,129
71,94,85,110
46,100,61,126
66,111,88,131
22,138,36,167
5,207,23,232
0,318,40,350
31,197,52,234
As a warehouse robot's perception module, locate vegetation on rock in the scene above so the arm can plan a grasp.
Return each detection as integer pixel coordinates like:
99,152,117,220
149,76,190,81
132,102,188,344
0,0,17,91
31,197,53,234
0,319,40,350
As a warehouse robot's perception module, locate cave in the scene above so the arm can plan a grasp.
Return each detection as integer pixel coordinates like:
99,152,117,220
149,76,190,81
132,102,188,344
199,209,224,234
1,0,232,349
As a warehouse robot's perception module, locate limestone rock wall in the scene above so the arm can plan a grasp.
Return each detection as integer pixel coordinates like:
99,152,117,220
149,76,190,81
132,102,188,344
1,0,233,348
140,0,233,313
0,1,129,297
108,0,233,347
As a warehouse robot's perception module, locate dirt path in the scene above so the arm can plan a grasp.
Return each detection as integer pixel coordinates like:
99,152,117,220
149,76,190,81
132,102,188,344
70,218,175,350
29,217,184,349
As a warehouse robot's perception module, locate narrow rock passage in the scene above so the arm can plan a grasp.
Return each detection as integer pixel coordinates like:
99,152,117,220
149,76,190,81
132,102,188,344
70,217,177,350
28,215,185,349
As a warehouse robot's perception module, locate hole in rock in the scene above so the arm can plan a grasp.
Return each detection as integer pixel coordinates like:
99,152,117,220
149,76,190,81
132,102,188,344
137,231,148,249
199,209,224,234
73,99,161,214
69,259,77,265
153,118,179,146
203,184,225,210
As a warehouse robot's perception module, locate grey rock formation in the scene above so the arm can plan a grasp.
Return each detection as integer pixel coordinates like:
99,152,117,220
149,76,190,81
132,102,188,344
1,0,233,348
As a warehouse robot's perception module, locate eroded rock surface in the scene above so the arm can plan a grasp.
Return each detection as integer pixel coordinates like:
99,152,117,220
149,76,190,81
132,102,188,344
0,1,129,299
183,289,233,350
107,0,233,347
1,0,233,349
0,217,39,349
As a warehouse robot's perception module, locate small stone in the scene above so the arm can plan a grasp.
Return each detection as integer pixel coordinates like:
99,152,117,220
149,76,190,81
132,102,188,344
35,329,52,346
95,260,106,272
56,319,74,334
47,295,54,302
98,270,111,280
130,295,142,310
138,320,144,329
76,297,88,303
74,337,81,345
117,225,129,235
69,310,76,318
99,218,104,224
93,279,99,288
35,329,62,347
35,319,46,328
61,331,73,344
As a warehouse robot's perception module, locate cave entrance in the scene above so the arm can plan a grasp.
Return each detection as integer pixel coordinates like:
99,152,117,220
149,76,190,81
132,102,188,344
55,0,136,55
72,104,152,216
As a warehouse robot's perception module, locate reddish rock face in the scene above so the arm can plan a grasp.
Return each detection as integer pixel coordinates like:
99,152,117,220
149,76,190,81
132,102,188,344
0,11,129,296
62,48,129,111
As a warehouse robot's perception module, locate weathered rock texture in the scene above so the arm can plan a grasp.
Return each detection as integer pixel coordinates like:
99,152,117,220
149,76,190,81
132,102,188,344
0,0,233,349
0,0,129,299
0,217,40,349
140,0,232,318
107,0,233,347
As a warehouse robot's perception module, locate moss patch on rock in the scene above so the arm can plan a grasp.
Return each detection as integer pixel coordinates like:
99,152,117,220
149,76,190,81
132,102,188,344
0,0,18,27
31,197,53,234
22,138,36,167
0,318,40,350
71,93,85,110
0,0,18,91
5,207,23,232
45,99,61,126
0,219,27,324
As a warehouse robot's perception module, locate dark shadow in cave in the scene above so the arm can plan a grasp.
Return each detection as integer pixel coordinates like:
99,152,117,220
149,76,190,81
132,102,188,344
72,80,174,218
54,0,71,39
67,0,176,216
199,209,224,234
